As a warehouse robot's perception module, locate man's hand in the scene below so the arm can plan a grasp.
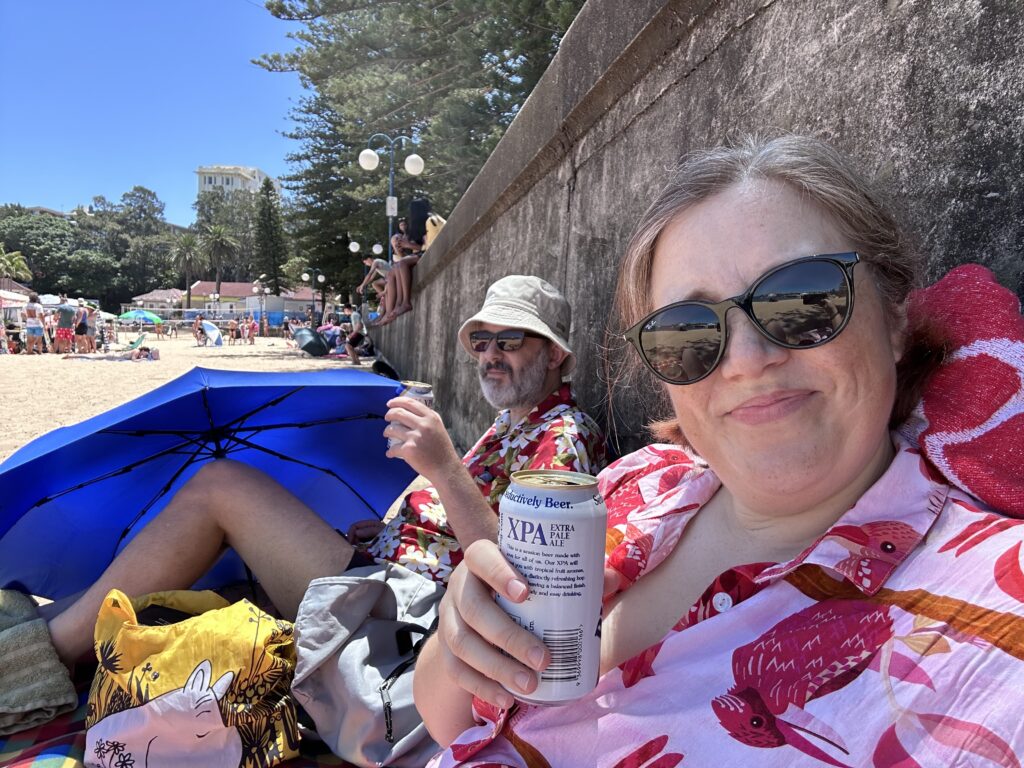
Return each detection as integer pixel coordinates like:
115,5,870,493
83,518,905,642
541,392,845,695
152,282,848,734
346,519,386,544
384,396,462,481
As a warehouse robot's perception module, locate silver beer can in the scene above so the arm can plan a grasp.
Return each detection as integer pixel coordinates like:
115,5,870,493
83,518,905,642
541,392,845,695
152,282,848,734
388,380,434,449
496,469,607,705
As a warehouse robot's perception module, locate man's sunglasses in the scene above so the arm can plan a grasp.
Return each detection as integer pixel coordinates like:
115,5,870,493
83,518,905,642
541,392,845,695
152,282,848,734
469,329,547,353
624,252,860,385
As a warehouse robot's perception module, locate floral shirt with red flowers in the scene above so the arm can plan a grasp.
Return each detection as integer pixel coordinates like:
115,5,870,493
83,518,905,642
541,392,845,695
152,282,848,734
428,433,1024,767
368,383,606,585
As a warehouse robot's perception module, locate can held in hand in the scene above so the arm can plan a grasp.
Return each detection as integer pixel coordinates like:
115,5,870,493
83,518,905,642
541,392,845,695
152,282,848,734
388,381,434,450
496,469,607,705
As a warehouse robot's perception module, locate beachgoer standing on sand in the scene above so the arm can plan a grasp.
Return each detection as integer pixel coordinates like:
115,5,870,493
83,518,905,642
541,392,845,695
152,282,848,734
53,296,76,354
21,293,45,355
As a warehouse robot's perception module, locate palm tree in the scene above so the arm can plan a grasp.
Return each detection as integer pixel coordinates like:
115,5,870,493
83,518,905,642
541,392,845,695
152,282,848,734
199,225,239,297
171,232,205,309
0,243,31,287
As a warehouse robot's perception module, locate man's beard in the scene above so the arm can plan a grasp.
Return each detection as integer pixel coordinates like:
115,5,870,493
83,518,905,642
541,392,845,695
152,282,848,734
478,345,551,411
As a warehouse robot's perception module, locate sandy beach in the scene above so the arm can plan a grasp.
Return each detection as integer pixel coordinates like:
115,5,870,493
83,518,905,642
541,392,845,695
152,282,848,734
0,336,368,463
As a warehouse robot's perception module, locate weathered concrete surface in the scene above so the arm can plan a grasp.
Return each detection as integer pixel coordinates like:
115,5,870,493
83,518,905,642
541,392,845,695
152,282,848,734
379,0,1024,456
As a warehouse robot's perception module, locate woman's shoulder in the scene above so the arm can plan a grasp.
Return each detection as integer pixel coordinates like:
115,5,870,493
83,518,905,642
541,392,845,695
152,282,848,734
597,445,705,507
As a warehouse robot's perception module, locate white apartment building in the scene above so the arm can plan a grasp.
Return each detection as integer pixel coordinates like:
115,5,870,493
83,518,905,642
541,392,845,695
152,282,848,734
195,165,282,196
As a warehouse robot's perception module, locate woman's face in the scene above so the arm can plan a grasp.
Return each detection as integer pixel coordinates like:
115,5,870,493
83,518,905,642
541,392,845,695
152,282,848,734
649,180,904,510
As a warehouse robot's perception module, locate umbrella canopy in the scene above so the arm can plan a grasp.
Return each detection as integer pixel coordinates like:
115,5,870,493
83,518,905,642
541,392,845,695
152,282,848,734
0,367,416,599
98,310,117,321
293,327,331,357
200,320,224,346
119,309,163,324
0,289,28,307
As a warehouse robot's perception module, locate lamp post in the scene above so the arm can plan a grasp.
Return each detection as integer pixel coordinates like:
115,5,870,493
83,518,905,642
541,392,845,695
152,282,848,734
209,292,220,319
301,269,327,324
357,135,424,262
252,274,272,336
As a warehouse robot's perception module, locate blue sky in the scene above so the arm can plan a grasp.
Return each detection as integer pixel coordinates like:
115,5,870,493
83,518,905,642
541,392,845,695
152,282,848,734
0,1,306,226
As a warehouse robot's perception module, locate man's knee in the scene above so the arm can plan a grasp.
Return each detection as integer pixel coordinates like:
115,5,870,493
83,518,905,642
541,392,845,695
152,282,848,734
180,460,268,508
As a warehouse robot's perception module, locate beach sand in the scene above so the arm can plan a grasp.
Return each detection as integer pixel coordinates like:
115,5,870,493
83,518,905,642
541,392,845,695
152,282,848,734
0,336,369,463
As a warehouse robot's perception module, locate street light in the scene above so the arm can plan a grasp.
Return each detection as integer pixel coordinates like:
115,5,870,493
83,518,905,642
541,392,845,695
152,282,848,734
349,241,361,254
252,281,272,336
209,292,220,319
372,243,384,256
358,134,424,262
301,269,327,323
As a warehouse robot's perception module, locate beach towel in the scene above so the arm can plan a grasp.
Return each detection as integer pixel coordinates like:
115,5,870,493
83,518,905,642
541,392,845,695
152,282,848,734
901,264,1024,517
85,589,299,768
0,590,77,737
0,681,358,768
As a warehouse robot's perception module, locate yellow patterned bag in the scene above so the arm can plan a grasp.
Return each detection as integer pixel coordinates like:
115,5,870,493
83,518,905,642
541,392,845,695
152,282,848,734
84,589,299,768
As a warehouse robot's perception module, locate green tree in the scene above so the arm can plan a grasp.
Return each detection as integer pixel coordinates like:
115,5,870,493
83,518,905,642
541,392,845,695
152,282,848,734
255,178,290,294
200,224,240,296
172,231,206,308
0,213,75,293
66,248,120,301
0,243,31,282
194,188,258,282
260,0,585,269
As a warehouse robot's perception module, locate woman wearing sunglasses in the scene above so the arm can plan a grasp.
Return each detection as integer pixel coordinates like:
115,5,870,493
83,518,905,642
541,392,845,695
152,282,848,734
415,135,1024,767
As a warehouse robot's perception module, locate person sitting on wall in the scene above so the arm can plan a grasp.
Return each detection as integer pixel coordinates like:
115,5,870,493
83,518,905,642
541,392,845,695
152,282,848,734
390,218,422,260
375,213,446,327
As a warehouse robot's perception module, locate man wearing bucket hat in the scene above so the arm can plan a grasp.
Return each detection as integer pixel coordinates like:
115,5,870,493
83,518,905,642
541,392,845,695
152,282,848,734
365,274,605,582
33,275,605,762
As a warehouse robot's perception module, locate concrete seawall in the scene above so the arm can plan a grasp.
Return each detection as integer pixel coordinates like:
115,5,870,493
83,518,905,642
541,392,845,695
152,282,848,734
377,0,1024,456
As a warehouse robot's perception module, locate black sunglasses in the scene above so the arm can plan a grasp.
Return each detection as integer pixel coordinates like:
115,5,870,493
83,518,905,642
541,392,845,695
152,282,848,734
469,329,547,353
624,252,860,385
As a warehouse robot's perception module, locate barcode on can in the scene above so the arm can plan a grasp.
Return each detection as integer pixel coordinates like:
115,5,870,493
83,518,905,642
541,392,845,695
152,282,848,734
540,627,583,683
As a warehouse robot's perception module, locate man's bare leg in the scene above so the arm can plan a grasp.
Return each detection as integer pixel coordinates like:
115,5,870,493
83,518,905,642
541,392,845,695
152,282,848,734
47,460,355,666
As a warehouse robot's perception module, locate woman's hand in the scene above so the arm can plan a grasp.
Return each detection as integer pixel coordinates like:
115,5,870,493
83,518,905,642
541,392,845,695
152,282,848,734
435,539,550,709
384,396,462,481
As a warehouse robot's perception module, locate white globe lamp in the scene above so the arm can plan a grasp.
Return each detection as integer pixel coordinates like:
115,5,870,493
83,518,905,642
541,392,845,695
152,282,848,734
358,149,380,171
404,153,424,176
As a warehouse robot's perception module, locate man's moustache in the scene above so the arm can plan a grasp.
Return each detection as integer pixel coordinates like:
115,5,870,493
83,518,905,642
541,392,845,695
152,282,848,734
482,362,512,374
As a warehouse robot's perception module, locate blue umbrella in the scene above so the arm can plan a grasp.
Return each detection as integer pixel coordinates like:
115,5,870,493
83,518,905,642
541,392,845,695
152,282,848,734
200,320,224,346
0,367,415,600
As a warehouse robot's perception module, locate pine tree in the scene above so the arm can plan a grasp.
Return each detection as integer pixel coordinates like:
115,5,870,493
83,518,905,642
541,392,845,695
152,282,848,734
259,0,585,285
255,178,290,295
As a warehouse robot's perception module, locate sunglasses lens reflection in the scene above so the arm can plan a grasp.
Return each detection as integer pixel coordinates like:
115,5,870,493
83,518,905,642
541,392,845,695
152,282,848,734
751,261,849,347
637,259,851,384
639,303,721,383
470,331,526,353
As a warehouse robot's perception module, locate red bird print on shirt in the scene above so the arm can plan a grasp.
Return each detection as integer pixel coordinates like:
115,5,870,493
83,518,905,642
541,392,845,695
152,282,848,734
825,521,920,592
712,600,895,767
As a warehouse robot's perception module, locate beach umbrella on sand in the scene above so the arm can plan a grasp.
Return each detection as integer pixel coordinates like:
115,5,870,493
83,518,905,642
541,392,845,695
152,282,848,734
118,309,163,324
201,319,224,346
0,367,416,600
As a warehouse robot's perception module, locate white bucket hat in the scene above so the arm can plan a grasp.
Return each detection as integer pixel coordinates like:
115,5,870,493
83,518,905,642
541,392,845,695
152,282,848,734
458,275,575,376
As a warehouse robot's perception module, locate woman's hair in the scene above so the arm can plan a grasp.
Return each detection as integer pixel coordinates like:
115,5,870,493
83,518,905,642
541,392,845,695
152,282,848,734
610,134,943,445
29,293,39,303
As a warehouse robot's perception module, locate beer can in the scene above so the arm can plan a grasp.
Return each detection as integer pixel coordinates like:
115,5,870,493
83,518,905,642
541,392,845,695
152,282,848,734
496,469,607,705
388,380,434,449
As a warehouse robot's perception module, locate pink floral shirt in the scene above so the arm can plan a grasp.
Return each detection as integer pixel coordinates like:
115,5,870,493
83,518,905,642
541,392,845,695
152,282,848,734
430,434,1024,767
368,384,606,585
